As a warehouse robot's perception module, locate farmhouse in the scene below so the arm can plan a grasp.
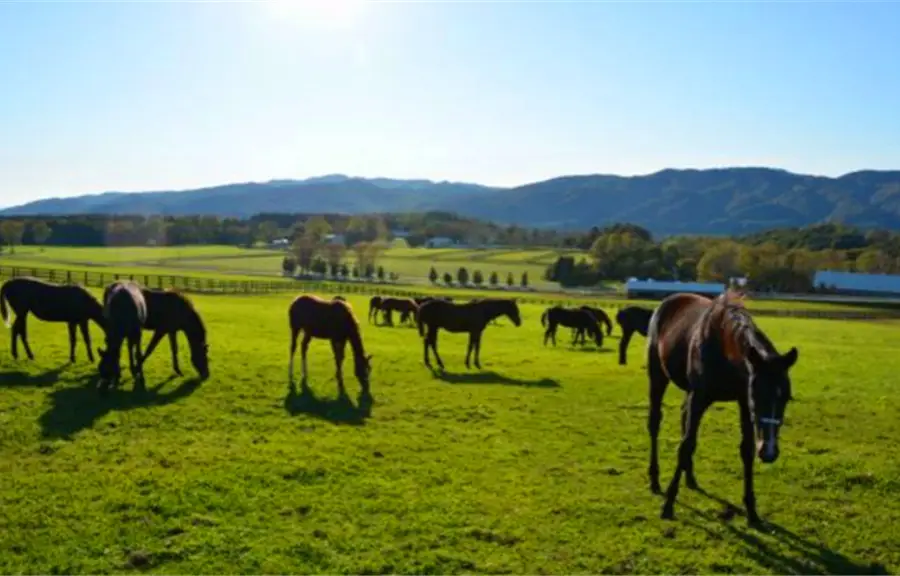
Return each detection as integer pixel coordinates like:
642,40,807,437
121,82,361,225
813,270,900,297
625,278,725,300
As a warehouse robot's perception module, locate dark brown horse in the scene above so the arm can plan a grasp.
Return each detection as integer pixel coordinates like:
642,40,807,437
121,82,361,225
367,296,383,324
571,305,613,345
98,281,148,391
616,306,654,365
646,291,798,525
140,288,209,379
1,276,105,363
289,294,372,394
379,297,419,327
405,296,452,325
541,306,603,348
418,298,521,370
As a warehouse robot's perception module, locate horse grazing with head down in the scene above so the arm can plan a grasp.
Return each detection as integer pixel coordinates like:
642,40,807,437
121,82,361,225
542,306,603,348
571,305,613,345
98,281,148,391
616,306,654,365
1,276,105,363
139,288,209,380
368,296,383,324
417,298,521,370
289,295,372,395
646,291,798,526
379,297,419,327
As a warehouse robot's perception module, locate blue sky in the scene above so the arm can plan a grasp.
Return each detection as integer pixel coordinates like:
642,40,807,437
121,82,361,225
1,1,898,208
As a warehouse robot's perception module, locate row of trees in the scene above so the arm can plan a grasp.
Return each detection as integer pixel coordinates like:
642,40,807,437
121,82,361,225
427,266,530,288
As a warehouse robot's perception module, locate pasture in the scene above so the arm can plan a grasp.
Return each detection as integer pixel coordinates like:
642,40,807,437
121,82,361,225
0,289,897,574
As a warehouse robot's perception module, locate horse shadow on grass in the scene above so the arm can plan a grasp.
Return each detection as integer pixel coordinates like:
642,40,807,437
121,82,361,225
433,369,560,388
39,374,204,440
0,364,69,388
677,489,888,575
283,382,372,426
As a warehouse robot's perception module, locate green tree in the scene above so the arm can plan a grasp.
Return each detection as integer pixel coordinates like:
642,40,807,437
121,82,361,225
489,271,499,287
305,215,332,242
377,265,385,281
282,256,297,275
429,266,439,284
31,221,52,245
696,242,742,282
339,263,350,278
457,266,469,286
0,220,25,253
472,270,484,286
443,272,453,286
520,271,529,288
506,271,515,287
256,220,279,244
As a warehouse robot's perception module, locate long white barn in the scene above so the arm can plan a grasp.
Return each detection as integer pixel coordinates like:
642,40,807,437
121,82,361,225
813,270,900,296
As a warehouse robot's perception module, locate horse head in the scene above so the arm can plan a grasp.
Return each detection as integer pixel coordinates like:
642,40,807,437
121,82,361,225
746,345,798,464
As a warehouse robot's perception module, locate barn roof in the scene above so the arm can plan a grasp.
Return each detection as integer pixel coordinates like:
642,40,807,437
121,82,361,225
814,270,900,294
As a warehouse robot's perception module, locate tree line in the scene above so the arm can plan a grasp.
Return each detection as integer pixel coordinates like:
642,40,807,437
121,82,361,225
427,267,530,289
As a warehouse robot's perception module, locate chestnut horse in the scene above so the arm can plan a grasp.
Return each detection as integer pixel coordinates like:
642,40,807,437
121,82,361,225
289,294,372,395
98,281,148,391
418,298,521,370
139,288,209,379
616,306,654,365
646,291,798,525
1,276,105,363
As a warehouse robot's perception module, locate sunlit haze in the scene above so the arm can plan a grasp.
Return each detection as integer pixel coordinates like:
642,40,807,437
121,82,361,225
1,0,899,208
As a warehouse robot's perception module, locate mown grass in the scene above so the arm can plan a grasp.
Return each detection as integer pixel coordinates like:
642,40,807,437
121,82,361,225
0,291,897,574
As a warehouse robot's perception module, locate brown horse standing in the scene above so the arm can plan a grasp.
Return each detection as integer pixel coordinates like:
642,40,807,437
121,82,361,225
379,297,419,326
571,305,613,345
98,281,148,391
646,291,798,525
1,276,105,363
541,306,603,348
418,298,521,370
367,296,383,324
140,288,210,379
289,295,373,394
616,306,654,365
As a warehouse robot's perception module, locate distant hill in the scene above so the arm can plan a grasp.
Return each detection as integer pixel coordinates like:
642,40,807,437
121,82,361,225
5,168,900,235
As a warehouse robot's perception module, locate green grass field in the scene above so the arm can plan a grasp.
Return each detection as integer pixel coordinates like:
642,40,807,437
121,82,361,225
0,290,897,574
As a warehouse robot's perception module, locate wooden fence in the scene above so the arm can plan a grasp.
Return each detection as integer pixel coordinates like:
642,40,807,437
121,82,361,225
2,265,900,321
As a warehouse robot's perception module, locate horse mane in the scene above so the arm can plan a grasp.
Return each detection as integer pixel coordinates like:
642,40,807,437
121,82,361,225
708,290,763,365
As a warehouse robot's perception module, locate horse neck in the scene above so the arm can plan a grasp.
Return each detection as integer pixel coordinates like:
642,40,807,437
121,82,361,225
347,328,367,366
182,306,205,344
89,300,105,327
719,307,769,365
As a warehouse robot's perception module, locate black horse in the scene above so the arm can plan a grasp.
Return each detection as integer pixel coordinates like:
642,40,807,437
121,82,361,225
571,305,613,345
98,281,148,391
418,298,521,370
140,288,209,379
541,306,603,348
616,305,654,366
1,276,105,363
646,291,798,525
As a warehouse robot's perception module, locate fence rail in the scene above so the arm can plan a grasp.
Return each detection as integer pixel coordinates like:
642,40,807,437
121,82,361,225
3,265,900,321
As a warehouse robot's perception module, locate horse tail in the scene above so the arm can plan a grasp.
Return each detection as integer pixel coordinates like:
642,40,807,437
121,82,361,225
541,310,548,327
0,283,9,328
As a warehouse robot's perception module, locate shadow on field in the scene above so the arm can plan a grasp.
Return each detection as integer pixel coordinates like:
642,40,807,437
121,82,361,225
284,382,372,426
434,370,560,388
0,364,68,388
39,375,204,440
680,491,889,575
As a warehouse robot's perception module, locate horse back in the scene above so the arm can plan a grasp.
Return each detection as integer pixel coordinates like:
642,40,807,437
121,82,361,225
649,293,712,387
290,294,359,338
104,282,147,335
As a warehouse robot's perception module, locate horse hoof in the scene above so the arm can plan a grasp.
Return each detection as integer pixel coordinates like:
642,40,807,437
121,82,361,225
661,506,675,520
686,478,699,491
650,482,662,495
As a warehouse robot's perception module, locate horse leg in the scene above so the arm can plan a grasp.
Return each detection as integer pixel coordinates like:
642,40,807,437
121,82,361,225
67,322,77,363
428,326,445,371
647,346,670,494
10,314,20,359
465,333,474,369
142,330,165,368
422,324,432,369
331,339,347,396
80,321,94,362
473,331,483,370
661,391,709,520
18,315,35,360
619,328,634,366
129,335,145,391
739,398,762,526
681,396,699,490
288,328,299,384
168,332,182,376
543,323,552,346
300,333,312,386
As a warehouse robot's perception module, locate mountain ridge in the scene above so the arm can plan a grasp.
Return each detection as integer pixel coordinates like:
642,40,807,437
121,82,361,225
4,167,900,235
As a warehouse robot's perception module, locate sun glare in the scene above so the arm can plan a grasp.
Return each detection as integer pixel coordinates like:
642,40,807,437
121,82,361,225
267,0,366,32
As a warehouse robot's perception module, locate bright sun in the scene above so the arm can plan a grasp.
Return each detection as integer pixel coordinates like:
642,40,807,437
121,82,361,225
267,0,366,32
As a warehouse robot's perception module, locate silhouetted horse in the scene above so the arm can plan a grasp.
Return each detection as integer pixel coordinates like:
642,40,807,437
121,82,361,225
541,306,603,348
616,306,654,365
571,305,613,345
0,276,105,363
289,294,373,395
418,298,521,370
379,297,419,326
140,288,209,379
98,281,147,391
646,291,798,525
367,296,383,324
405,296,452,324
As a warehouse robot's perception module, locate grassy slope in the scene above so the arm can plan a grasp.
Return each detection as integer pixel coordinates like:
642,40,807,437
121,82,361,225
0,292,897,574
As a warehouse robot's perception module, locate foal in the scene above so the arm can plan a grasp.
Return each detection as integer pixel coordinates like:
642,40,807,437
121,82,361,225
646,291,798,525
98,281,148,391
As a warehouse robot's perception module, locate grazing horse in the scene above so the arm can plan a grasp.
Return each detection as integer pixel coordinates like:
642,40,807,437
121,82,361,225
646,291,798,525
367,296,383,324
379,297,419,327
418,298,521,370
289,294,373,394
616,306,654,365
572,305,613,345
140,288,210,379
98,281,148,390
541,306,603,348
1,276,105,363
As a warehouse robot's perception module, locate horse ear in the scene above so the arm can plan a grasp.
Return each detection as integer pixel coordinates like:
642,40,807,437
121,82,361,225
780,347,798,370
